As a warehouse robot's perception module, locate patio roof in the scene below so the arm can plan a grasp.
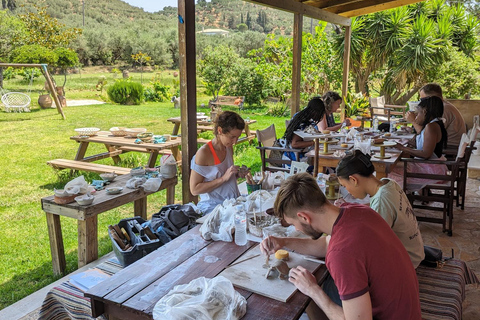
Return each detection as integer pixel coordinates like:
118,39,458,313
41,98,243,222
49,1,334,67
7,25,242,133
177,0,426,203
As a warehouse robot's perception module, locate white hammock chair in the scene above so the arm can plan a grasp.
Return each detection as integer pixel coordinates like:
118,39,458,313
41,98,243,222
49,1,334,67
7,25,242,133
1,69,34,113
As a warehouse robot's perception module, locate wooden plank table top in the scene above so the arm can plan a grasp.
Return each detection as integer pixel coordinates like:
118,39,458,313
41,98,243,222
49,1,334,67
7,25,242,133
70,132,182,167
41,174,177,275
85,225,328,320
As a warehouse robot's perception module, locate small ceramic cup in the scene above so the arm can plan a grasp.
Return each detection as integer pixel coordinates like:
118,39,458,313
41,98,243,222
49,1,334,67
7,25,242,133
164,134,171,141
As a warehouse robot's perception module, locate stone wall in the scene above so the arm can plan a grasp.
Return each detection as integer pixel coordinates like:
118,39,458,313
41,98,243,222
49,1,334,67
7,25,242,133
446,99,480,130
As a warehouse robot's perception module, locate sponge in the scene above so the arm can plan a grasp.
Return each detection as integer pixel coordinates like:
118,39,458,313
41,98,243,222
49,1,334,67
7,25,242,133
275,249,289,260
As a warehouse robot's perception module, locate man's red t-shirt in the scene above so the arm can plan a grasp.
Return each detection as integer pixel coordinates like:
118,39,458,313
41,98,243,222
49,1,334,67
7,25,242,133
326,204,421,319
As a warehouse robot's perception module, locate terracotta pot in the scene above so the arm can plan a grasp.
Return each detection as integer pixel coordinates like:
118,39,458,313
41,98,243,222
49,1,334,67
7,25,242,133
38,94,53,109
58,95,67,108
122,70,129,79
55,86,65,96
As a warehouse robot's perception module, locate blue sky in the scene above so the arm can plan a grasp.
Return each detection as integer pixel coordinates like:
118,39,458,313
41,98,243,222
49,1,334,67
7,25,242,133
121,0,206,12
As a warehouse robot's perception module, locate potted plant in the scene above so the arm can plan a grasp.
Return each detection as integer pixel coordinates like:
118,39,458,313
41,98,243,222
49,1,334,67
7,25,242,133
344,92,370,127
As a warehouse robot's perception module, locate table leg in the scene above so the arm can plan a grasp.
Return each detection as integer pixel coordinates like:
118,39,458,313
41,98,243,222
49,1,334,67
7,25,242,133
171,146,181,162
147,151,159,168
74,141,89,160
314,139,319,176
77,216,98,268
167,184,175,204
134,198,147,220
46,213,66,275
172,123,180,135
244,124,253,145
105,144,121,164
374,163,388,179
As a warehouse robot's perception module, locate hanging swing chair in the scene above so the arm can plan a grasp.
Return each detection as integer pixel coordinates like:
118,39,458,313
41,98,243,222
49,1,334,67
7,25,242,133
1,69,35,113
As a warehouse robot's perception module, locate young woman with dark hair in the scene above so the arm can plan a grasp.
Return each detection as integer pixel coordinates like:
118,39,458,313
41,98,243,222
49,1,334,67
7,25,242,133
190,111,246,214
318,91,351,132
336,150,424,268
279,97,327,162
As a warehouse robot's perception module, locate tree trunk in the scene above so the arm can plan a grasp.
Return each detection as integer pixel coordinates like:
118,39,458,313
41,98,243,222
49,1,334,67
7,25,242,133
0,67,3,89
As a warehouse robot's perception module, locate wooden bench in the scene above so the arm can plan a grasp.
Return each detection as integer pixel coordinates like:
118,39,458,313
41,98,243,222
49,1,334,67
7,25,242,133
208,95,245,110
47,159,131,175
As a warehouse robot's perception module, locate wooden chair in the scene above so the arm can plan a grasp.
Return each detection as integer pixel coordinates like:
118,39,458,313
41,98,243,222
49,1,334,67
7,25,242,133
256,124,301,173
369,96,408,123
402,137,470,236
289,161,309,175
455,126,478,209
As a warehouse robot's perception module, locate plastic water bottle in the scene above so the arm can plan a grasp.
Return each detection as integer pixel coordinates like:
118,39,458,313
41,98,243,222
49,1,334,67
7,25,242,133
234,204,247,246
390,117,397,133
317,173,327,195
372,116,379,132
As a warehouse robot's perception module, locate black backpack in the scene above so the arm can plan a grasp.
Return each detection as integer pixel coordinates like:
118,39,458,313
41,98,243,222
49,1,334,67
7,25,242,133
150,204,200,241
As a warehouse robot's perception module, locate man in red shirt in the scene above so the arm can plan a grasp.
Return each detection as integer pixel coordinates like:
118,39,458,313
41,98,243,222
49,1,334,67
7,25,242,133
261,173,421,320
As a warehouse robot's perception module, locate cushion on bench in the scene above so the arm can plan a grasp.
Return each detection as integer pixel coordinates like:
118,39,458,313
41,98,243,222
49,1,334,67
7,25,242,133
417,258,479,320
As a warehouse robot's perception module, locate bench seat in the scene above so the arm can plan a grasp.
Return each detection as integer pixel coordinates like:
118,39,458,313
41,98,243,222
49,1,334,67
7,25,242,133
417,258,479,319
208,95,245,110
47,159,131,175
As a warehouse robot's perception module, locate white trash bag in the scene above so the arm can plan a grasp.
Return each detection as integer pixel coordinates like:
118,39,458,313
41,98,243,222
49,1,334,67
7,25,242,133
64,175,88,195
199,202,236,242
153,276,247,320
142,178,162,192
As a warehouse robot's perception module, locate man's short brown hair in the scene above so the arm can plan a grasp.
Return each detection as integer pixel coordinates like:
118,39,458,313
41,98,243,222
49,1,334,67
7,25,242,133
420,83,443,98
273,172,327,219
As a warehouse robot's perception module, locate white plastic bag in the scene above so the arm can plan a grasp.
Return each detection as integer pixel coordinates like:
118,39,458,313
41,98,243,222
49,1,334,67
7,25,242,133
64,175,88,195
126,176,146,189
142,178,162,192
153,276,247,320
199,202,235,242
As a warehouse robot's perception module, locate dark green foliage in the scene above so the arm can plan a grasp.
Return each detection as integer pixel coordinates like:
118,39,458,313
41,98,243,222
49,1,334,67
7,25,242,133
107,79,144,105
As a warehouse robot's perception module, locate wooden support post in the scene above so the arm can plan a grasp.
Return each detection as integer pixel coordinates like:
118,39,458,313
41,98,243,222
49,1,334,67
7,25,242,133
45,212,66,275
42,67,65,119
178,0,198,204
341,25,352,122
291,12,303,116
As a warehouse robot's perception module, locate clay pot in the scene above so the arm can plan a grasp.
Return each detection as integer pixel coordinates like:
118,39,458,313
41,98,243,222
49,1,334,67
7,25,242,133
38,94,53,109
173,71,178,77
122,70,129,79
58,95,67,108
55,86,65,96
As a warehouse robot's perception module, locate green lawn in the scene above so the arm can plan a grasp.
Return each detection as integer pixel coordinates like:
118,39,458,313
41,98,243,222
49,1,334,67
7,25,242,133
0,68,290,309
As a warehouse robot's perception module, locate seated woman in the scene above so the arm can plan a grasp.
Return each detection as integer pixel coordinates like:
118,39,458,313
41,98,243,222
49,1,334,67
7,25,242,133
190,111,246,214
336,150,425,268
279,97,326,162
390,95,448,188
318,91,351,132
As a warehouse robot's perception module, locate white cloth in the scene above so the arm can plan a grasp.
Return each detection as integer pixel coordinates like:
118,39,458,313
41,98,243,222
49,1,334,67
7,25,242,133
191,147,240,214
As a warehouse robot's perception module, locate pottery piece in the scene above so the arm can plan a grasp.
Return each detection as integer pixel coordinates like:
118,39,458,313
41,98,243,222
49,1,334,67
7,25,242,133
106,187,123,195
75,194,95,206
100,172,117,182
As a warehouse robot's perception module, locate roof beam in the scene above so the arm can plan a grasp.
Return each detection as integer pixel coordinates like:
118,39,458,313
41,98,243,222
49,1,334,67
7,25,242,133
325,0,425,17
246,0,351,26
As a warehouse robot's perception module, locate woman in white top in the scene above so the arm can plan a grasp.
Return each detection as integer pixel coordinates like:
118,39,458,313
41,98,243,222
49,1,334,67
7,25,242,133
190,111,246,214
390,96,448,188
336,150,425,268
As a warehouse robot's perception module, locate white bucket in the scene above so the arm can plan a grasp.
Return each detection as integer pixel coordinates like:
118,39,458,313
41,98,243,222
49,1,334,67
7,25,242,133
160,164,177,179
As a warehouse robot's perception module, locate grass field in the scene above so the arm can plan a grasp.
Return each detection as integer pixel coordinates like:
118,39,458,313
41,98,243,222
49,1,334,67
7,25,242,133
0,67,291,309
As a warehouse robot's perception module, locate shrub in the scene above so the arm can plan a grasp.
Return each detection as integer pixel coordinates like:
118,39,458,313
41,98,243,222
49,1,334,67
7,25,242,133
107,80,144,105
143,79,171,102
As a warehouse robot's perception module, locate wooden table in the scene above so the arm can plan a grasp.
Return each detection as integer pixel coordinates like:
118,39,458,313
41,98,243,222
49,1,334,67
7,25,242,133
167,117,257,144
41,174,177,275
85,226,328,320
70,132,182,168
295,130,405,178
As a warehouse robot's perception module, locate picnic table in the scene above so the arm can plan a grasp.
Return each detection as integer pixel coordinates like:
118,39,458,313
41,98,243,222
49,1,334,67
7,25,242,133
48,132,182,173
167,117,257,144
85,225,328,320
41,174,177,275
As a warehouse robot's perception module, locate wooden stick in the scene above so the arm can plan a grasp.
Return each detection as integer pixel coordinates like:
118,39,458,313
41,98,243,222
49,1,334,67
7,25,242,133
228,253,261,268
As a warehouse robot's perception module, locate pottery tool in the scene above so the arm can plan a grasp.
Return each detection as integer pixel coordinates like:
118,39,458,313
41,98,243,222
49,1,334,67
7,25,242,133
303,256,326,264
228,253,261,268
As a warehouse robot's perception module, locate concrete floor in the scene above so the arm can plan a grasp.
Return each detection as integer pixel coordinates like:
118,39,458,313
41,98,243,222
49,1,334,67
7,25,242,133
2,179,480,320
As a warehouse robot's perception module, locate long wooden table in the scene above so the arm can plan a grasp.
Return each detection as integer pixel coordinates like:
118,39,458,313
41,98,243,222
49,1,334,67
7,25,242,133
85,225,328,320
296,130,411,178
41,174,177,275
167,117,257,144
70,132,182,168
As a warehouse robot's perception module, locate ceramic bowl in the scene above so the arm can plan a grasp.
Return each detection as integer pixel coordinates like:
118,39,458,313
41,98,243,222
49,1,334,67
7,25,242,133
373,138,385,144
100,172,117,182
75,194,95,206
125,128,147,138
110,127,128,137
106,187,123,195
322,130,331,134
137,132,154,142
75,127,100,136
